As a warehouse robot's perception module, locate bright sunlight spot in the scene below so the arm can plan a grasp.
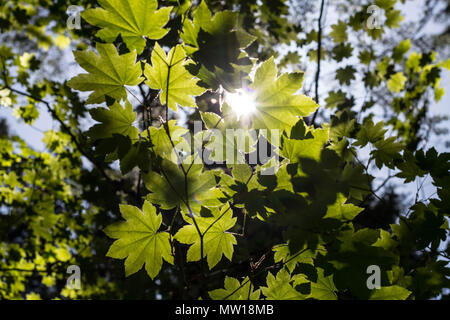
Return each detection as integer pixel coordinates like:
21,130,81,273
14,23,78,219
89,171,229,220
224,89,257,119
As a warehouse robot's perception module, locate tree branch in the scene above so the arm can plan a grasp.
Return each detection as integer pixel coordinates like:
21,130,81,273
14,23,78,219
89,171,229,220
309,0,326,127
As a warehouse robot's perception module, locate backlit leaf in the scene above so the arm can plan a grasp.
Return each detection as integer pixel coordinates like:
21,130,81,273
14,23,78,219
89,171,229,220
67,43,143,104
104,201,173,279
82,0,172,54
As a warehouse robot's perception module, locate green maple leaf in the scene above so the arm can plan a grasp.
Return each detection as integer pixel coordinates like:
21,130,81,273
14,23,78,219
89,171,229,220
104,201,173,279
325,90,347,109
281,127,329,162
393,39,411,63
342,163,373,201
30,198,59,241
329,227,398,298
354,119,387,147
273,244,317,273
189,51,256,92
119,140,152,174
200,106,257,164
175,204,237,269
308,49,326,62
219,162,264,201
82,0,172,54
306,30,318,43
309,268,338,300
180,0,214,49
67,43,143,104
370,285,411,300
359,50,374,65
329,110,357,141
261,269,306,300
375,0,396,9
371,137,403,169
386,9,404,29
87,100,139,141
181,0,255,71
140,120,189,160
367,27,385,40
180,1,255,91
377,56,391,79
336,66,356,85
209,276,260,300
249,57,318,135
144,43,206,111
373,229,398,251
408,203,447,250
144,160,223,212
332,43,353,62
387,72,407,93
329,21,348,43
231,164,253,183
328,139,355,161
324,193,364,221
396,151,427,183
364,71,380,89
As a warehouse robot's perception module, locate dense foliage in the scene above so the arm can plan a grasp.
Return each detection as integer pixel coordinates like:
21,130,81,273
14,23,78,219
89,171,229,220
0,0,449,300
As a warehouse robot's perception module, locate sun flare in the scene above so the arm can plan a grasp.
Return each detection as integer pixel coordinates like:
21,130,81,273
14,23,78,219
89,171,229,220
224,89,257,119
